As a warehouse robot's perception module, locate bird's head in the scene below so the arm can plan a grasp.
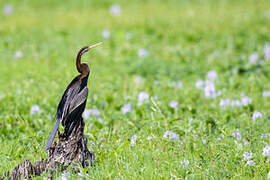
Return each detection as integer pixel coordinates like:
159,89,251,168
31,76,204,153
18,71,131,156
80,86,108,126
76,42,102,74
80,42,103,55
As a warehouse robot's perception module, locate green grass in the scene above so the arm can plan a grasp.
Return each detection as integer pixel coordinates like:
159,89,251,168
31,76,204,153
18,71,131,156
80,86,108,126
1,0,270,179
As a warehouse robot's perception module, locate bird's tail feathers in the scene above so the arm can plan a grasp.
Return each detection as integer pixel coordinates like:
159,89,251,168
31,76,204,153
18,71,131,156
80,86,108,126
45,118,61,151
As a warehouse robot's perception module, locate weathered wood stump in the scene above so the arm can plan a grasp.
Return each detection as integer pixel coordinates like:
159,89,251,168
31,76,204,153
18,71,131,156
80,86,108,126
1,120,95,180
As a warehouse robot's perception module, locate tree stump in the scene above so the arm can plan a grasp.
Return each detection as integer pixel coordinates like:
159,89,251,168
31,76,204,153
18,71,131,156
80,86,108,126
1,119,95,180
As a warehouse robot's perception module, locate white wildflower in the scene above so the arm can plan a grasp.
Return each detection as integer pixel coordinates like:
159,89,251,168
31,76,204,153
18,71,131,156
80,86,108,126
263,91,270,97
125,32,132,40
243,140,249,145
192,134,198,139
206,70,218,82
252,111,262,122
97,118,103,123
241,54,246,60
237,143,243,150
121,103,131,114
3,4,13,16
138,91,149,105
130,135,137,146
249,53,259,64
204,80,216,98
219,98,230,108
180,159,189,168
124,96,130,100
16,89,22,94
15,50,23,58
202,139,206,144
177,81,183,89
245,160,254,166
195,80,204,89
109,4,121,16
48,114,52,121
261,133,269,138
232,130,242,141
61,172,70,180
78,171,89,178
268,171,270,179
91,108,101,116
264,43,270,60
220,94,251,108
171,174,177,179
178,81,183,89
83,108,100,119
169,100,178,111
163,130,179,140
153,95,158,101
212,50,220,57
243,152,253,160
172,81,183,89
154,80,159,85
138,48,148,58
231,100,242,107
30,104,41,115
78,171,83,177
146,136,152,140
134,76,144,85
241,95,252,106
265,11,270,19
188,117,194,122
262,146,270,156
217,135,224,141
102,29,111,39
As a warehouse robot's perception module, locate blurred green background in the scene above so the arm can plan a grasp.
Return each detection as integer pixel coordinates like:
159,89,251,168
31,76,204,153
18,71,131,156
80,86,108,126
1,0,270,179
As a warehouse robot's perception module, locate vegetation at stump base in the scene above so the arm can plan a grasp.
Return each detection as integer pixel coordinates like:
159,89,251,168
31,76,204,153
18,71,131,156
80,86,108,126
1,0,270,179
1,121,95,179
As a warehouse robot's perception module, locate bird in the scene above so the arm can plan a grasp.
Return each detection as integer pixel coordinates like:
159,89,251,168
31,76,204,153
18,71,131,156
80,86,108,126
45,42,102,151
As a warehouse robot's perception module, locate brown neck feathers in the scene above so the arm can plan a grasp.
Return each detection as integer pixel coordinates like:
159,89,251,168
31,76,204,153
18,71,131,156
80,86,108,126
76,47,88,73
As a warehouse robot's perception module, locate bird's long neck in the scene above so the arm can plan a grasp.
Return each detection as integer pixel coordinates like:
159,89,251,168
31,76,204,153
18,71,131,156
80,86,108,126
76,48,90,78
76,51,83,73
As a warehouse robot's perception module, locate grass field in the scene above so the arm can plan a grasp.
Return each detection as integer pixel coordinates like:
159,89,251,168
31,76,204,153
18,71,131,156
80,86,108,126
1,0,270,179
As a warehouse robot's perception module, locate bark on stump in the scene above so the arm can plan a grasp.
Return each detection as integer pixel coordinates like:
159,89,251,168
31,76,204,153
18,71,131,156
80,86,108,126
1,121,95,180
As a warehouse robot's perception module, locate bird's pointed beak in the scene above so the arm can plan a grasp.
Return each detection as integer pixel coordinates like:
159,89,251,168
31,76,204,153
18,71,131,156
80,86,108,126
88,42,103,50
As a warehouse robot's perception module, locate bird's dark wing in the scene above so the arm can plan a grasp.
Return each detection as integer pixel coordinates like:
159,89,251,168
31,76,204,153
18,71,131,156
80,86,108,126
57,73,89,125
45,76,81,151
64,100,87,137
69,86,88,113
63,86,88,136
58,78,82,126
56,76,81,120
45,117,61,150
